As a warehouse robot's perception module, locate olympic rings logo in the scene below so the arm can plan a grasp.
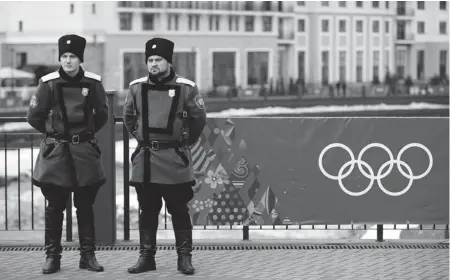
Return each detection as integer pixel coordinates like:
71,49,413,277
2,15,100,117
318,143,433,197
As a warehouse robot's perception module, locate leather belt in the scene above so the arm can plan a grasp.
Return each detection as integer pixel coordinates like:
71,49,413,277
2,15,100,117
138,140,185,151
48,132,94,144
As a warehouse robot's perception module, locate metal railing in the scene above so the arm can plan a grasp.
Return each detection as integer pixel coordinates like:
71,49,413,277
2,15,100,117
0,107,448,244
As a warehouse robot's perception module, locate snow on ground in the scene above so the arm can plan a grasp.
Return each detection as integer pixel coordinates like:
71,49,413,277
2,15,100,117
0,102,447,133
207,102,449,117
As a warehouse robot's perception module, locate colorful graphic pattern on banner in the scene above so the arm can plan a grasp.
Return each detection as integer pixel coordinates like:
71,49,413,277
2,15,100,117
189,118,283,226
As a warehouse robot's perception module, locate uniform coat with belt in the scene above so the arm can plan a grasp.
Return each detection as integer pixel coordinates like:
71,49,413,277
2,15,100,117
123,68,207,187
27,67,109,190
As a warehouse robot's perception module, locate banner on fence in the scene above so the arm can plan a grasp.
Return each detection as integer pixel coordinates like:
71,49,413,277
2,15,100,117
189,117,449,226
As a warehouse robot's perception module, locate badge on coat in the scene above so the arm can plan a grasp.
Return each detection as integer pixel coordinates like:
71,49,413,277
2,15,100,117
168,89,175,98
194,94,205,109
29,95,38,108
81,88,89,96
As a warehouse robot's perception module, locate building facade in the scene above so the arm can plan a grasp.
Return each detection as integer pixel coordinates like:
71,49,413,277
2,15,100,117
0,1,448,96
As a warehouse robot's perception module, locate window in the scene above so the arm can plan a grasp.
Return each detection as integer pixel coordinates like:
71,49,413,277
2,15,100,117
123,53,146,89
92,3,96,14
228,15,239,31
339,51,346,81
356,1,363,7
356,51,363,82
168,14,179,31
298,51,305,81
373,50,380,81
372,20,379,33
397,20,406,39
439,50,447,77
209,15,220,31
396,50,406,78
244,1,253,10
142,13,154,31
245,16,254,32
70,3,74,14
262,1,271,11
385,1,389,9
297,1,305,6
15,52,27,68
417,1,425,9
262,16,272,32
247,52,269,85
417,50,425,80
119,12,132,30
321,19,329,32
321,51,329,84
385,21,389,33
140,1,154,8
118,1,130,7
339,1,346,7
298,19,305,32
18,21,23,32
440,1,447,10
385,50,389,73
339,20,346,32
173,52,197,82
213,52,236,87
397,1,406,15
189,15,200,31
321,1,329,7
417,22,425,34
372,1,379,8
439,21,447,34
356,20,363,33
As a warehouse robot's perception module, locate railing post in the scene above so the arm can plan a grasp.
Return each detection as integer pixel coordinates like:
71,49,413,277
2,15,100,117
65,195,73,242
122,124,130,241
445,225,449,240
376,224,383,242
93,90,117,246
243,225,249,241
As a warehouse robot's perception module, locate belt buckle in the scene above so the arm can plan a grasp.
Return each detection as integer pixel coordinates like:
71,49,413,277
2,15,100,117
151,141,159,151
72,134,80,144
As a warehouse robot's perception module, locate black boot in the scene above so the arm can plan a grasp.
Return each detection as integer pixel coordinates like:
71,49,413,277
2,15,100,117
127,230,157,274
42,208,63,274
77,208,104,272
175,230,195,275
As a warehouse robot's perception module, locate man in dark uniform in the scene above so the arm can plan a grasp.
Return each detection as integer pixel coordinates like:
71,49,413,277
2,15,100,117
27,34,108,274
123,37,207,275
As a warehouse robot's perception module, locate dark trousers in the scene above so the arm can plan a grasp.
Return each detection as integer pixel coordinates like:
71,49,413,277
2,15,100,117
135,184,194,232
41,186,100,255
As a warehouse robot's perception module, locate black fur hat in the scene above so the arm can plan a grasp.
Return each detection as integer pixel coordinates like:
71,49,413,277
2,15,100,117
58,34,86,62
145,38,174,64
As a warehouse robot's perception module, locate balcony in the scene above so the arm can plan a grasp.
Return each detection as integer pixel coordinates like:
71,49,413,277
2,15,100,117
278,31,294,40
396,33,415,44
396,7,415,19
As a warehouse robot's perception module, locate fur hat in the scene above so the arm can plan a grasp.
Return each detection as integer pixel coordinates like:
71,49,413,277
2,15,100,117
145,38,174,64
58,34,86,62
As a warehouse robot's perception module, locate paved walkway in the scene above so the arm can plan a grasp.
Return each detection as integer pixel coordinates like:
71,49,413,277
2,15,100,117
0,243,448,280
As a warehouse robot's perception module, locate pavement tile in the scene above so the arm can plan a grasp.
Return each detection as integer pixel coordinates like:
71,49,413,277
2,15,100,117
0,249,447,280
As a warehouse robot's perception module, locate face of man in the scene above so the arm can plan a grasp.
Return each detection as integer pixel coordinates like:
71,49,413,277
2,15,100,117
60,53,81,76
147,55,170,78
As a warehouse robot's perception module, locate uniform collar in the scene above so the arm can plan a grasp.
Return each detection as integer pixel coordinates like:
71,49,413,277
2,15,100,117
59,66,84,83
148,67,175,85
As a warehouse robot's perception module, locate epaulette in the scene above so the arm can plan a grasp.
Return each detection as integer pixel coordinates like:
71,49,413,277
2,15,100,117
84,71,102,81
129,76,147,86
41,71,60,83
176,77,195,87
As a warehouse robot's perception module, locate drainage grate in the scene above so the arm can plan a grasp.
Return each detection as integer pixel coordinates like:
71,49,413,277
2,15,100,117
0,244,448,251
